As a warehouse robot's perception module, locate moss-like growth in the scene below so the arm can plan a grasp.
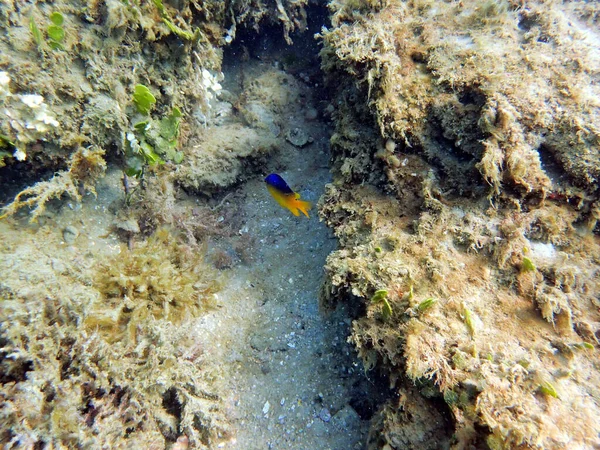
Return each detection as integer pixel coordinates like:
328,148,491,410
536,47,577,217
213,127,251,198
538,380,559,399
417,297,437,314
443,389,459,406
88,228,218,343
152,0,200,41
0,146,106,222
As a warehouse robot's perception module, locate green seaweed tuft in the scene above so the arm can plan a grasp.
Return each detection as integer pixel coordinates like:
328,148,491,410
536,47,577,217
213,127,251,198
133,84,156,115
417,297,437,314
47,12,65,50
370,289,392,320
538,380,559,398
153,0,199,41
125,106,184,177
407,284,414,301
29,16,43,49
570,342,595,351
49,12,64,26
381,298,392,320
371,289,388,303
521,256,536,272
462,303,476,337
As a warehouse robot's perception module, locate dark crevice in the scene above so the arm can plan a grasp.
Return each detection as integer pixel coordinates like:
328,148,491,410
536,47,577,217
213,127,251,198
162,386,183,442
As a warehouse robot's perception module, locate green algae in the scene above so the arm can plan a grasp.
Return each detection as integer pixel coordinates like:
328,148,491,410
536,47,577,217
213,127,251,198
132,84,156,116
417,297,437,314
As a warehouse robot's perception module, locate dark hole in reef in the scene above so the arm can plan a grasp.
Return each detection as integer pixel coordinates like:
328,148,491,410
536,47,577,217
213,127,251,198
33,440,46,450
83,401,101,427
43,382,57,403
59,356,80,380
458,88,486,108
111,385,127,407
221,0,330,101
0,349,34,385
413,25,424,37
473,423,497,450
428,394,459,445
0,163,61,209
538,143,569,186
518,12,539,32
411,51,427,63
162,386,183,440
537,34,551,43
349,370,394,420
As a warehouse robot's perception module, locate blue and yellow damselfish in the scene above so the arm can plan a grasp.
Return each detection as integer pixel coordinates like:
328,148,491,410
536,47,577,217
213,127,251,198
264,173,312,218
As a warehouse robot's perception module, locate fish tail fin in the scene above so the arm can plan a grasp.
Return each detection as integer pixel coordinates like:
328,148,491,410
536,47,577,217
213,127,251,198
296,200,312,218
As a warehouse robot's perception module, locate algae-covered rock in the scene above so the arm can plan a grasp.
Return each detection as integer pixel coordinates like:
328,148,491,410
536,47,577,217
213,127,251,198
322,0,599,198
0,222,228,448
318,0,600,448
176,123,278,193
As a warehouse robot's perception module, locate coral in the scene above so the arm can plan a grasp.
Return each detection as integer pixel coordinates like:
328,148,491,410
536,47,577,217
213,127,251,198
176,122,278,193
320,0,600,198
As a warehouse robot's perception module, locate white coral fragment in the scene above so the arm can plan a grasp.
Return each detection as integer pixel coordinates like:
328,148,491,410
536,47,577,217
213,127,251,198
13,148,26,161
0,72,59,163
0,71,10,97
200,69,223,101
21,94,44,109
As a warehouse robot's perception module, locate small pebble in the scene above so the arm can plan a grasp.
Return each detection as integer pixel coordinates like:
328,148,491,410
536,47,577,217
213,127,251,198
63,225,79,244
318,407,331,422
304,108,318,121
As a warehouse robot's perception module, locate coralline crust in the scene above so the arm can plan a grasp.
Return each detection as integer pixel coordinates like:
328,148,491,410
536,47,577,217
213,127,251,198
319,0,600,448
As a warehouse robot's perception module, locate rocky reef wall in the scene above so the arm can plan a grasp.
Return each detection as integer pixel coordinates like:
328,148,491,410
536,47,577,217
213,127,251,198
318,0,600,448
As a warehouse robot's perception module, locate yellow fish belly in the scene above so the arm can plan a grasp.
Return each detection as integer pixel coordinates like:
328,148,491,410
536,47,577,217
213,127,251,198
267,185,311,218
